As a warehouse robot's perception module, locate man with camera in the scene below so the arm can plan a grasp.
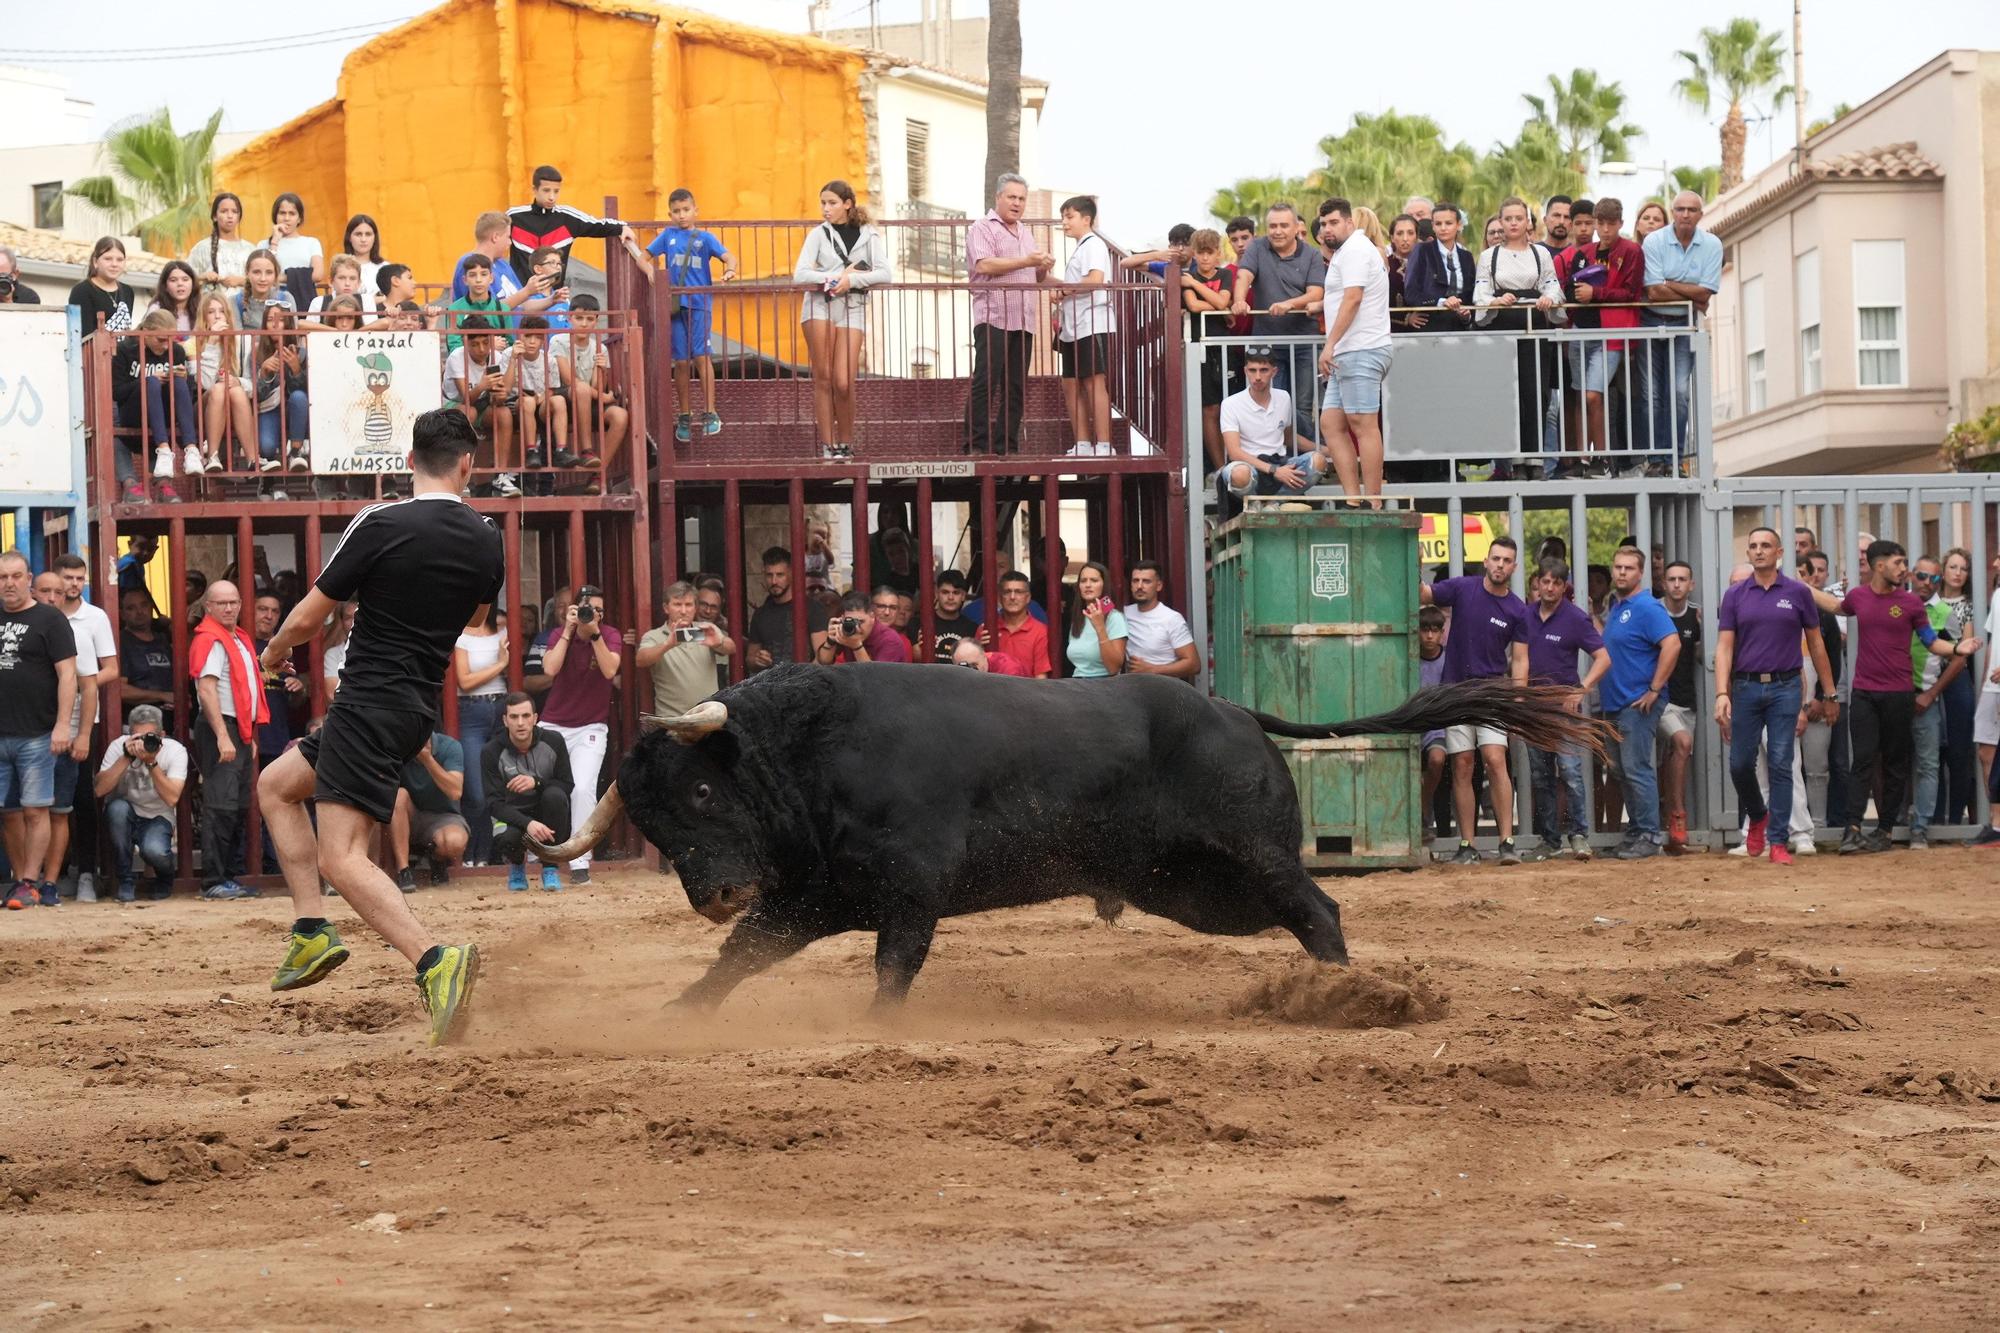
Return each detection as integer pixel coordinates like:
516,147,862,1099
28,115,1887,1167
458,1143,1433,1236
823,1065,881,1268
93,705,186,902
815,590,912,665
0,246,41,304
483,692,572,892
637,580,736,718
537,585,621,884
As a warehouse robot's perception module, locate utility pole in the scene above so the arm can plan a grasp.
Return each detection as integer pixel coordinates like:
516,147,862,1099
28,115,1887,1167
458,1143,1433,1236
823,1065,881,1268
1793,0,1808,175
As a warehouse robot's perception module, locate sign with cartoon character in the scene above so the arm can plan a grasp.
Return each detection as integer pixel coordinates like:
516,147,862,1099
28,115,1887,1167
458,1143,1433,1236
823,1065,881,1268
308,330,442,474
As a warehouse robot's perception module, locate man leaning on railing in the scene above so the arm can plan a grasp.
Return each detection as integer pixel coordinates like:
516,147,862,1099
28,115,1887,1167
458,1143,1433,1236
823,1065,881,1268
1639,191,1722,475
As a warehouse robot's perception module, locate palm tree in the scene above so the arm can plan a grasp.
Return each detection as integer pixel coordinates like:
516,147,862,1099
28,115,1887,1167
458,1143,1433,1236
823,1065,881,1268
1207,175,1312,227
1804,101,1854,140
1523,69,1643,176
1673,18,1793,191
1670,164,1722,202
1307,110,1479,218
983,0,1022,205
65,106,224,251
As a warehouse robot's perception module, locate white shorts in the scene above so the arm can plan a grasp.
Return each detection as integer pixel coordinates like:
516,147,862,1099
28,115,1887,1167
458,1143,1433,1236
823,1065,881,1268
801,291,868,330
1657,703,1694,740
1445,723,1507,754
1976,689,2000,747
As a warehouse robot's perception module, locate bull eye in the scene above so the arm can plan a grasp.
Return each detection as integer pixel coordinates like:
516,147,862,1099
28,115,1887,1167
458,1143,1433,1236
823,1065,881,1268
692,782,712,809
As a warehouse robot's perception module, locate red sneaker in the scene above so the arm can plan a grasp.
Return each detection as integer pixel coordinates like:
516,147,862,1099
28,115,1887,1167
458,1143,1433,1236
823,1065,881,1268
1745,814,1769,858
4,882,29,910
1769,843,1794,866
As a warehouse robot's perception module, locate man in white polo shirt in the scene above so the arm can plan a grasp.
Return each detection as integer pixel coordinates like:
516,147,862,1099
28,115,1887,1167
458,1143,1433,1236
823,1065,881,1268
1122,561,1200,682
1313,196,1394,502
1214,345,1324,516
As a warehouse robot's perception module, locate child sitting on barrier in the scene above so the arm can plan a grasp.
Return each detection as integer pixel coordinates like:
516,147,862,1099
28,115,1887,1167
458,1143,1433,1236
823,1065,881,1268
113,310,197,503
443,314,519,498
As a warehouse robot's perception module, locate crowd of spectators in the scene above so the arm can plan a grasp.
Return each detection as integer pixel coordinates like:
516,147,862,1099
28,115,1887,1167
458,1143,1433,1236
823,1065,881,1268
1415,527,1996,865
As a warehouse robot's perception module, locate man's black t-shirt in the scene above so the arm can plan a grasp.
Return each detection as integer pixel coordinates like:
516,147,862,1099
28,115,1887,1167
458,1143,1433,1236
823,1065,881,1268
316,494,505,715
1666,605,1702,708
0,602,78,734
747,595,830,668
119,627,174,699
930,612,980,663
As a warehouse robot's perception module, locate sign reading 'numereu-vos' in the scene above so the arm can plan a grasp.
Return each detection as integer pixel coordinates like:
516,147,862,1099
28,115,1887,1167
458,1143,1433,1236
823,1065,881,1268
309,330,443,474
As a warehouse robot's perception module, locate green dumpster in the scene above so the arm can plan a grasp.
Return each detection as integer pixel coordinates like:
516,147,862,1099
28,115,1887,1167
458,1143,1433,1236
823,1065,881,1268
1210,502,1421,870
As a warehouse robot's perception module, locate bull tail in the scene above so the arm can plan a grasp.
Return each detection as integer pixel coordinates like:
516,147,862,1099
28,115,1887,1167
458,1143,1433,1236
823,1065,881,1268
1245,678,1613,762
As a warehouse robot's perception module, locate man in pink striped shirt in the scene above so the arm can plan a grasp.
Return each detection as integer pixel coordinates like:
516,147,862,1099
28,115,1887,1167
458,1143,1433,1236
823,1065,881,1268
963,173,1054,454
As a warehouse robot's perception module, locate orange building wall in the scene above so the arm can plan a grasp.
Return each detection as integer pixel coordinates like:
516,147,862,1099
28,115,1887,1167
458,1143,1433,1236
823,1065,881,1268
217,0,871,289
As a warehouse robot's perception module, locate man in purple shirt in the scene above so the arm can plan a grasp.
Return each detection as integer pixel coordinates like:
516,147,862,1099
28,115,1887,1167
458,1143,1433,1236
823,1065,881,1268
962,173,1054,455
817,591,912,665
1419,537,1529,865
536,585,623,885
1522,559,1609,860
1713,527,1837,865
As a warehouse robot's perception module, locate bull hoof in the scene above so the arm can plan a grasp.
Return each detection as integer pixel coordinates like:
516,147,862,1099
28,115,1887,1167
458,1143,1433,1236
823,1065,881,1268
666,989,722,1014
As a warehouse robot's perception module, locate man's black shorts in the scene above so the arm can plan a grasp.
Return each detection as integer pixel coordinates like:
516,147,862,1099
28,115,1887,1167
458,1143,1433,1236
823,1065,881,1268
298,701,433,824
1059,333,1112,380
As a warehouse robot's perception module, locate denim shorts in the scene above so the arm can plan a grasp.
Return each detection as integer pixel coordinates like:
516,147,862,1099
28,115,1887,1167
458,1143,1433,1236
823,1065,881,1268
49,752,79,815
0,733,57,811
1565,342,1622,394
1320,344,1393,415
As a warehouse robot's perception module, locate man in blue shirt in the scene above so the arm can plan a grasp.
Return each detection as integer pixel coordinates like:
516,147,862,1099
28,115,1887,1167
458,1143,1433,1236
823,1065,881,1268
642,188,737,444
1522,560,1609,860
1640,191,1722,472
1419,537,1530,866
1599,546,1682,859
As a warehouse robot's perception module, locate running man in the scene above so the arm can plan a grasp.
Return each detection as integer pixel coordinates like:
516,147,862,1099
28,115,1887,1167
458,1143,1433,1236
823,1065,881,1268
256,409,506,1043
1807,537,1983,854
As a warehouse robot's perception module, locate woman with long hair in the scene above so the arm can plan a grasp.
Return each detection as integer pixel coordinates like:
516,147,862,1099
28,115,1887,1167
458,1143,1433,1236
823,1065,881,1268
235,248,289,338
252,303,310,481
321,600,358,699
1064,561,1128,678
453,606,509,866
1387,213,1419,331
1931,547,1979,826
1634,200,1669,243
193,292,253,474
793,179,891,460
340,213,387,301
147,261,200,334
69,236,136,335
1351,205,1390,255
1481,215,1503,250
266,192,325,310
111,309,197,502
1473,197,1565,470
187,192,254,301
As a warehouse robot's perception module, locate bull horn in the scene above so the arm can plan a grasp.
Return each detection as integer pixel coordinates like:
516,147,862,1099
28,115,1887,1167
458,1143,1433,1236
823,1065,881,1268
642,698,728,744
529,783,625,864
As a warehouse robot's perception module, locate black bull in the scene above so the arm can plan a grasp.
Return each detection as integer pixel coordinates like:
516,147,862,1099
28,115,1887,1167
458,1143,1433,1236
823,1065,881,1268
532,664,1605,1008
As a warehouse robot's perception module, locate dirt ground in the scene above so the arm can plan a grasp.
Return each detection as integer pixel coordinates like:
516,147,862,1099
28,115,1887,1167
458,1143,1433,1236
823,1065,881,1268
4,847,1998,1331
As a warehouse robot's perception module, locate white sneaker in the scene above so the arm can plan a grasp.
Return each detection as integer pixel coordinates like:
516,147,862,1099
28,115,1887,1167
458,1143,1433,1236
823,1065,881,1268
266,487,288,502
1726,841,1749,857
204,452,224,473
258,457,282,473
182,444,204,475
76,872,97,903
152,447,174,479
1791,832,1817,855
1093,442,1116,457
1064,443,1090,458
492,473,522,497
287,445,311,471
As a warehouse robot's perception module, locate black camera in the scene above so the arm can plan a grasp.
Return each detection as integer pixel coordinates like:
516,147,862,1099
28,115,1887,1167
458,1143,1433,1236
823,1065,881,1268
839,615,865,637
141,733,163,754
0,274,15,299
575,602,596,623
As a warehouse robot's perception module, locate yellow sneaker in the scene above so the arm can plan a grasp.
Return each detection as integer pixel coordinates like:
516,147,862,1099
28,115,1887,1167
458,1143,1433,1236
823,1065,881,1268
270,925,351,992
416,944,480,1046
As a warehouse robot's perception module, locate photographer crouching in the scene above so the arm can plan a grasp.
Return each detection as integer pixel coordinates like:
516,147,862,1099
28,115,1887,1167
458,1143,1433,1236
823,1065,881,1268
815,589,912,665
92,705,187,902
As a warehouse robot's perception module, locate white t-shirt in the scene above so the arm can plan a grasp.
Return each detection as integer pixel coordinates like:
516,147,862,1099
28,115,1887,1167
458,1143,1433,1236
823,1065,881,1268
324,640,348,690
1327,236,1392,354
444,345,512,403
67,600,117,725
1985,601,1999,695
200,637,257,719
1121,602,1194,666
308,288,379,315
1218,387,1294,460
272,234,323,278
97,735,188,822
456,629,507,697
516,344,563,396
1060,233,1116,341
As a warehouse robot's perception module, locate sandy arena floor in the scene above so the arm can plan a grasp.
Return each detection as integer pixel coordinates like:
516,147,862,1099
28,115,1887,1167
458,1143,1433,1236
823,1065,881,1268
3,846,1997,1331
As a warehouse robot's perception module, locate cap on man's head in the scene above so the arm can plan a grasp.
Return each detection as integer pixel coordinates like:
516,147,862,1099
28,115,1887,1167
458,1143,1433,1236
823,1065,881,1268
129,704,165,729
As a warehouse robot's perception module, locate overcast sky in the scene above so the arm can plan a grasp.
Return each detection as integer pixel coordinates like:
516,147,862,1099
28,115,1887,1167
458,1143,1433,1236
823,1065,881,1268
12,0,2000,245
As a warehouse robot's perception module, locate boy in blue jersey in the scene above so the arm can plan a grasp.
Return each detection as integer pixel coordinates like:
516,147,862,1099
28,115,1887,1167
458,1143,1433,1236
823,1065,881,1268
641,189,737,443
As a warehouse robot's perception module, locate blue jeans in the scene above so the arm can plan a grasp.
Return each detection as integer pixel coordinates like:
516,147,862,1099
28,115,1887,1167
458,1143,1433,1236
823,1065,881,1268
1646,334,1693,462
1528,745,1587,843
1728,676,1802,834
1910,699,1943,836
1269,344,1320,445
456,694,504,862
106,798,175,889
257,387,310,458
0,733,56,810
1614,702,1662,839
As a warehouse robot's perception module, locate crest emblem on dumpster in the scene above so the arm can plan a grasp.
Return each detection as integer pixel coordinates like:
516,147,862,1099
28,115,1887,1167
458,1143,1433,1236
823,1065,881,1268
1310,543,1350,600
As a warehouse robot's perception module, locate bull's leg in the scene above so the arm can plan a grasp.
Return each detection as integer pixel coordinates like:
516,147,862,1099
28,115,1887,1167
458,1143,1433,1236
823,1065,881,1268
674,912,824,1011
870,916,939,1010
1260,872,1350,966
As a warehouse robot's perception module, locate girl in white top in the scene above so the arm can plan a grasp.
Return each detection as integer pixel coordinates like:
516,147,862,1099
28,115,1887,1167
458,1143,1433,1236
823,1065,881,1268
192,293,252,475
1473,196,1565,464
266,192,326,311
187,192,255,302
1057,195,1116,458
793,179,892,461
340,214,387,307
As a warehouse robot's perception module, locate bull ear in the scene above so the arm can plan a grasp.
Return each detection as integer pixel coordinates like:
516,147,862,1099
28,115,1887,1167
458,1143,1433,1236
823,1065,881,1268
642,698,728,745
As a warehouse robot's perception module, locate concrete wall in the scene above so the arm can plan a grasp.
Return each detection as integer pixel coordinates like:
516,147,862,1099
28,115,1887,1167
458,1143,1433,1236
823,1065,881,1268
0,133,261,247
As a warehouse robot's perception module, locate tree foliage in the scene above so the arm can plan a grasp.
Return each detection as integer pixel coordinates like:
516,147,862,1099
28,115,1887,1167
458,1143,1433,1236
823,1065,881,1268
66,106,223,252
1523,69,1643,175
1672,18,1792,190
1670,164,1723,202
